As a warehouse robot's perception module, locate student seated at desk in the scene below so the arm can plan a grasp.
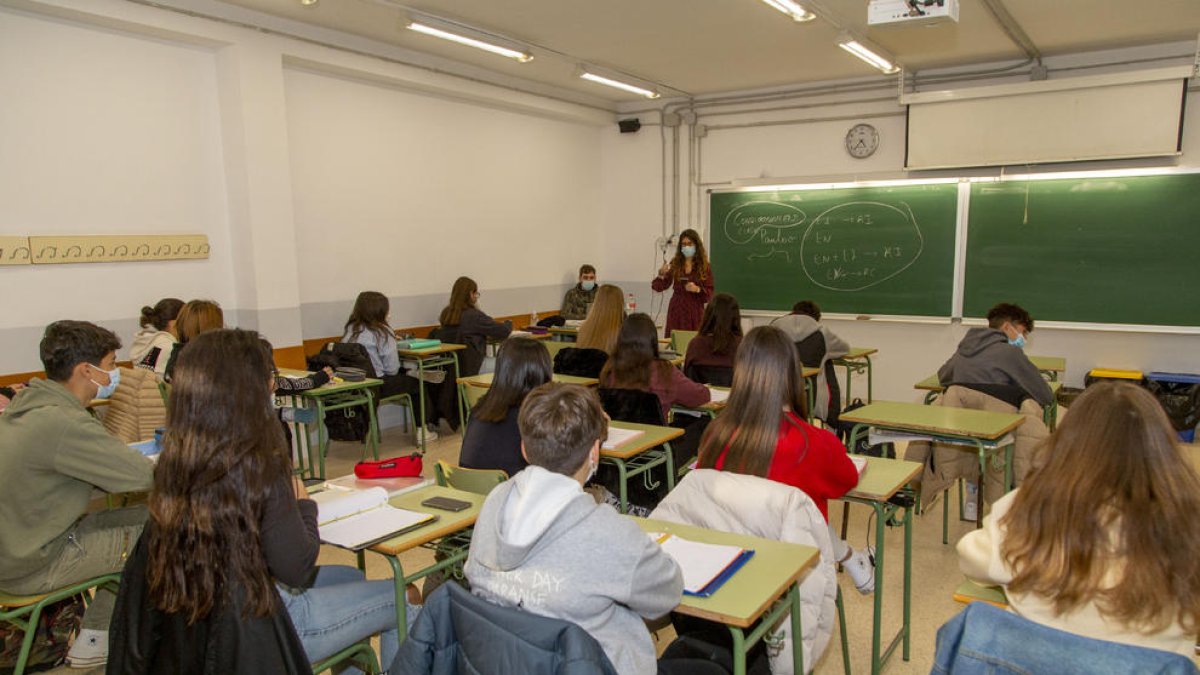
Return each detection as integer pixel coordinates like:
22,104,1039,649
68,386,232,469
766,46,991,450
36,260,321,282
130,297,183,377
0,320,154,669
697,326,874,594
438,276,512,365
465,383,683,675
683,292,742,386
560,263,598,321
770,299,848,425
957,382,1200,657
109,329,403,672
912,302,1052,514
555,283,624,378
162,299,224,383
459,337,552,477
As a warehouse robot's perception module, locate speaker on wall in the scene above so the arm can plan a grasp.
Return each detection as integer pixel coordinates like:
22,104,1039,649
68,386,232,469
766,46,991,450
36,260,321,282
618,118,641,133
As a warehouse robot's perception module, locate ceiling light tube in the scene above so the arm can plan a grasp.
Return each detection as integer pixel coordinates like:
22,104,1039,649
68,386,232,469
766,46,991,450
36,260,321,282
837,35,900,74
760,0,815,22
579,71,660,99
407,20,533,62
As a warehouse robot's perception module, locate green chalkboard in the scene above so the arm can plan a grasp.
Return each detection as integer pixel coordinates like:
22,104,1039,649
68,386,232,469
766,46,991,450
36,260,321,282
709,184,959,316
964,174,1200,327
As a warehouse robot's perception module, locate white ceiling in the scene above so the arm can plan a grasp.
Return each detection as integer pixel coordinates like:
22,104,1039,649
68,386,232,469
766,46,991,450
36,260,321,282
215,0,1200,104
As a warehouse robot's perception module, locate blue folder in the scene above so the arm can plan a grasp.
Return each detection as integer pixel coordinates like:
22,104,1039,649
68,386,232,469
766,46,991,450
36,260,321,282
683,549,756,598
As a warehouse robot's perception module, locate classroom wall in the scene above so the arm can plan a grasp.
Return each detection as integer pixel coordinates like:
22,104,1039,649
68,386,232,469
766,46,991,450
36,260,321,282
0,0,607,376
598,42,1200,400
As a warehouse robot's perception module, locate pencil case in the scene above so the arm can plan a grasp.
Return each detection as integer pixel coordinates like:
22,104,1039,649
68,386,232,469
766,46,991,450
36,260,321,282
397,339,441,350
354,454,423,478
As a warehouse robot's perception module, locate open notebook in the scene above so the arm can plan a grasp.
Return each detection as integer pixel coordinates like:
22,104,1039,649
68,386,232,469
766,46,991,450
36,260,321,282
602,426,646,450
706,387,730,404
650,533,755,597
310,487,435,550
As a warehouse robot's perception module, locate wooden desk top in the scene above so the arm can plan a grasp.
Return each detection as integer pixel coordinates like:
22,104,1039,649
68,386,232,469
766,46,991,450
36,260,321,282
398,343,467,358
801,366,820,378
548,326,579,335
603,421,685,459
690,386,729,413
278,368,383,395
458,372,599,387
845,456,923,502
836,347,878,361
915,377,1063,397
1028,355,1066,373
840,400,1025,441
370,485,485,556
635,518,818,628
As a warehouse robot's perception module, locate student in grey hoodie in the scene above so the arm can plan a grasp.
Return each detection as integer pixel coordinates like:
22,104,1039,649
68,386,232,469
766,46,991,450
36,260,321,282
465,383,683,675
917,302,1052,509
770,300,849,424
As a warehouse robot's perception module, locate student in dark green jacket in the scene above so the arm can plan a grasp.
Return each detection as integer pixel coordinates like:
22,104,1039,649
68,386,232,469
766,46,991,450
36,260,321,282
0,320,154,668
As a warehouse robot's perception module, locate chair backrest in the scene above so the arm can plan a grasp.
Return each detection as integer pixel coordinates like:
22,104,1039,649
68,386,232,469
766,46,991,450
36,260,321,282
794,331,827,368
435,460,506,495
429,325,484,377
934,601,1197,674
672,330,699,356
683,363,733,387
553,347,608,378
597,387,665,426
461,383,489,410
395,582,618,675
543,340,571,360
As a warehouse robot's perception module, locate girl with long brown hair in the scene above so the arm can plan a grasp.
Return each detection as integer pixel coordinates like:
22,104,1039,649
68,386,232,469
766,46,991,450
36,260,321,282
958,381,1200,655
651,228,714,336
576,284,625,355
600,313,709,423
683,292,742,384
437,276,511,363
459,337,552,476
143,329,400,668
696,325,873,593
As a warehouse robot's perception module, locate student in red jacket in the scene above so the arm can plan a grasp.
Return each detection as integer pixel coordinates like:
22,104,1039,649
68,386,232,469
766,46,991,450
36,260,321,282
697,325,875,594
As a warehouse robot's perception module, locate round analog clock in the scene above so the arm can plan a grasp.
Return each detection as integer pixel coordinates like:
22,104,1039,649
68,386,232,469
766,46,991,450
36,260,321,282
845,123,879,159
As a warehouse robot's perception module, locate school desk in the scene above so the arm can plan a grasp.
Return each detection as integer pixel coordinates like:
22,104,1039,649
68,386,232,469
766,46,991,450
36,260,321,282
672,385,729,420
838,455,922,675
839,401,1025,532
278,368,382,480
953,579,1009,609
368,484,486,641
397,343,467,451
548,325,578,341
634,518,819,675
602,421,684,514
830,347,878,405
915,377,1063,430
456,372,599,417
1028,355,1066,381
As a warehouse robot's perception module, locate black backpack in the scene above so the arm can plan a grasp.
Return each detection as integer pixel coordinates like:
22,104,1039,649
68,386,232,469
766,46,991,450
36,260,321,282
305,342,376,443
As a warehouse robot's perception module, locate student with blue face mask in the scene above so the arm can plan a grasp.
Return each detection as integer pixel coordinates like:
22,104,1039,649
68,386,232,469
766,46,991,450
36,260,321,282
0,320,154,669
560,264,598,320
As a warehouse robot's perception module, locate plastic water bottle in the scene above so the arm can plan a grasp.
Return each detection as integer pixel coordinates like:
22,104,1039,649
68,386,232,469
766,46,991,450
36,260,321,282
626,293,637,313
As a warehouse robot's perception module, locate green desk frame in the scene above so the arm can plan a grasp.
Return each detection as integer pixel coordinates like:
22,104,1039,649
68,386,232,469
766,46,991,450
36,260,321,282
832,347,878,406
602,421,682,514
285,378,382,480
398,346,466,452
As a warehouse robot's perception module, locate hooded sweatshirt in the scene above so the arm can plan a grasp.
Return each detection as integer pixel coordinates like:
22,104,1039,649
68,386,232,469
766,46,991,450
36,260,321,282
129,327,177,376
465,466,683,675
938,327,1053,407
0,379,154,583
770,314,850,421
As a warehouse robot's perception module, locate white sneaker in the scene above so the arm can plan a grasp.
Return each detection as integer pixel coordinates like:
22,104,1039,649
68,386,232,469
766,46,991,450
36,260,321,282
415,426,438,445
67,628,108,668
843,547,875,594
962,481,980,522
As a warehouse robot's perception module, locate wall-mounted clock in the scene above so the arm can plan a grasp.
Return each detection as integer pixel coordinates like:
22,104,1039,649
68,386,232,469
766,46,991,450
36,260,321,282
845,123,879,159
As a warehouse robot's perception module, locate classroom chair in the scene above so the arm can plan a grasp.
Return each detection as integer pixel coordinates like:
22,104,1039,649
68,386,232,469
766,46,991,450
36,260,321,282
311,640,380,674
0,573,121,675
671,330,698,358
434,460,506,495
597,388,665,426
458,383,488,412
543,339,570,360
552,347,607,378
682,363,732,387
157,381,170,406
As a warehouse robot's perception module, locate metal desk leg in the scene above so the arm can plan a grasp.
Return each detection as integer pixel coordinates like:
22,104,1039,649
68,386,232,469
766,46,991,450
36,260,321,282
663,442,676,490
414,360,429,453
315,398,328,480
602,457,630,514
902,498,913,661
789,584,804,675
865,355,873,403
364,389,379,461
869,499,886,675
729,627,747,675
380,545,471,642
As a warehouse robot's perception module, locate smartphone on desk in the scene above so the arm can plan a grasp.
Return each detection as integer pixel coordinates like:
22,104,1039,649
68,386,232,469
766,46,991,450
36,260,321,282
421,496,472,512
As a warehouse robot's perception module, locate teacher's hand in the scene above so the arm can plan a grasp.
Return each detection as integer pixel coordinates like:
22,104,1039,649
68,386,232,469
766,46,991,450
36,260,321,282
685,282,700,293
658,263,670,277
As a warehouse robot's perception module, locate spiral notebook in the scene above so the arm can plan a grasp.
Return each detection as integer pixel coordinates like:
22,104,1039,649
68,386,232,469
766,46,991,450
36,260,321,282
652,533,755,597
311,487,436,550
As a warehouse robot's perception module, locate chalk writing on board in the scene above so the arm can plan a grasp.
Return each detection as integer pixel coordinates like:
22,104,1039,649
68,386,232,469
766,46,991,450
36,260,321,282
800,201,924,292
747,248,792,263
723,201,806,245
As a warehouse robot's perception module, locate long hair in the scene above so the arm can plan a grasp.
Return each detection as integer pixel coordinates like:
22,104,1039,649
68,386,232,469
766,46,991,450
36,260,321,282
666,228,710,281
175,300,224,343
576,284,625,354
600,313,670,389
473,338,552,423
697,326,808,477
1001,381,1200,633
344,291,392,343
439,277,478,326
697,293,742,355
139,298,184,331
147,329,290,624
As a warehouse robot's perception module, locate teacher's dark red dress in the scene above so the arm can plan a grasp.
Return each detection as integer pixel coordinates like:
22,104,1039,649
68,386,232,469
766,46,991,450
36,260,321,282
652,267,714,336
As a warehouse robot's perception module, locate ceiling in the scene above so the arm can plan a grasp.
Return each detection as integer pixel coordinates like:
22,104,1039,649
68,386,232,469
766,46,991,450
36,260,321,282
215,0,1200,104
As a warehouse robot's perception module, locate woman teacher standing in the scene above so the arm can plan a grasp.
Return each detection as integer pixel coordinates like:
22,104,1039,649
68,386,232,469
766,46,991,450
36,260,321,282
651,228,714,336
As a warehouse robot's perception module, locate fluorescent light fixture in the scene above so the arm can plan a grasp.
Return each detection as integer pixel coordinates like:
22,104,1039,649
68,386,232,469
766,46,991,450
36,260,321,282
579,71,660,99
761,0,815,21
837,35,900,74
407,20,533,63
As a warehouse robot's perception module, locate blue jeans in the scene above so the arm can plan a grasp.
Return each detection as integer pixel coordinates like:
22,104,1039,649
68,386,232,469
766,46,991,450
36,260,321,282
279,565,401,671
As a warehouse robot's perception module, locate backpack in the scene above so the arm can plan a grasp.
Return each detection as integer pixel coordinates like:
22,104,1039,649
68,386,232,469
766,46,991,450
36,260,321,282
837,398,895,459
305,342,377,443
0,594,85,673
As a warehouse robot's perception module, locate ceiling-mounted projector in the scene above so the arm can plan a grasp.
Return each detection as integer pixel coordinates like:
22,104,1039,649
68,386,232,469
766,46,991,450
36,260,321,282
868,0,958,27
